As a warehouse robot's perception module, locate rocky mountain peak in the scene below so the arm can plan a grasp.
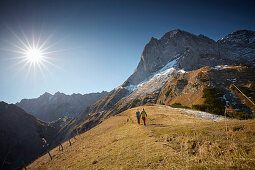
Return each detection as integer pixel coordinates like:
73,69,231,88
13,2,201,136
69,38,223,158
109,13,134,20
218,29,255,43
126,29,255,86
126,29,221,86
16,91,109,122
217,29,255,63
39,92,52,100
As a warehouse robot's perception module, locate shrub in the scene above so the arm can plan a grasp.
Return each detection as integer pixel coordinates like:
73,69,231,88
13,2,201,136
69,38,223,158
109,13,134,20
200,78,208,82
171,103,190,109
250,80,255,91
192,83,198,88
227,112,253,120
192,88,253,119
130,98,141,108
192,88,225,116
165,89,172,97
160,101,165,105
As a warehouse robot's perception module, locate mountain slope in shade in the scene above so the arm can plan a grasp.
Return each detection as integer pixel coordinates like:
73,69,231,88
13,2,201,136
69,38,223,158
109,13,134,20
16,91,108,122
0,102,58,170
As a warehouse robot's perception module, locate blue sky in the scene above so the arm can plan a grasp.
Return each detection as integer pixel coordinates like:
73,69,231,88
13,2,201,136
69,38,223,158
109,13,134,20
0,0,255,103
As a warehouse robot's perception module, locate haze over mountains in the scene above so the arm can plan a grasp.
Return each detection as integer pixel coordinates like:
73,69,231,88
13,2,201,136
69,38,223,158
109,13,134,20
16,91,108,122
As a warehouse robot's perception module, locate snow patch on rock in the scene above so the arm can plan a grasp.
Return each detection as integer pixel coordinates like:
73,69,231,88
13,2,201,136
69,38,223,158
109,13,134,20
124,57,180,93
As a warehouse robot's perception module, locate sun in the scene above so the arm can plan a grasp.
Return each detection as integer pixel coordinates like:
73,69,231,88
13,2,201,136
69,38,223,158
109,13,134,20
3,28,61,76
25,47,44,63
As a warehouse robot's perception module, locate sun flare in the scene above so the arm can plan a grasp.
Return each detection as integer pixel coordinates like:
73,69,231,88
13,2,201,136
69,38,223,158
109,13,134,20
4,29,61,76
25,47,44,63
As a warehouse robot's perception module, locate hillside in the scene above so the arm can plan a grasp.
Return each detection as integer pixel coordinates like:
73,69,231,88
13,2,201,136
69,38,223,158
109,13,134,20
28,105,255,169
0,102,59,170
16,91,108,122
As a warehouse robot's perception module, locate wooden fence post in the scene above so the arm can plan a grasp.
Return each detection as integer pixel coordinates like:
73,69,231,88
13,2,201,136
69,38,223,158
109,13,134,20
59,143,63,151
47,150,52,160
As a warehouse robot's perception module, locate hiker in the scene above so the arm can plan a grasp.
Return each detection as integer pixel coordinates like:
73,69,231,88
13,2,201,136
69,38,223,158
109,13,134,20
136,110,141,124
140,108,147,125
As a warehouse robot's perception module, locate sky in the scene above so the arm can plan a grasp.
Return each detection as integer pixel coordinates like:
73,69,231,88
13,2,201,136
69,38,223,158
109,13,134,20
0,0,255,104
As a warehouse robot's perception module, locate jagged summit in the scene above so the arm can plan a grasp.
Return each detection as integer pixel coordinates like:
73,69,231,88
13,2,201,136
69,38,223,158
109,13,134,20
41,92,52,97
218,29,255,63
126,29,255,86
218,30,255,45
16,91,108,122
126,29,219,85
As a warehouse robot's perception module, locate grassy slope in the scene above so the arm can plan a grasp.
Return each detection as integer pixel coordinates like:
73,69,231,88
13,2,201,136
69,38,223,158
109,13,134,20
28,105,255,169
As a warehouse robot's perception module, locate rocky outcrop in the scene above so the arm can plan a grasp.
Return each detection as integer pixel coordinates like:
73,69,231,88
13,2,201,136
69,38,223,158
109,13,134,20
217,30,255,64
16,91,108,122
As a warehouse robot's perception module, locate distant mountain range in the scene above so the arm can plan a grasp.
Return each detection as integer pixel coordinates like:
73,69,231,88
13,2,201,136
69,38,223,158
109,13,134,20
16,91,108,122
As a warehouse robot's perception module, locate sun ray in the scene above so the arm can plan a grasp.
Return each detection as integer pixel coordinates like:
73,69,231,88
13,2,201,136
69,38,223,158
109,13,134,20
6,26,31,51
1,25,67,77
20,28,32,49
39,33,54,50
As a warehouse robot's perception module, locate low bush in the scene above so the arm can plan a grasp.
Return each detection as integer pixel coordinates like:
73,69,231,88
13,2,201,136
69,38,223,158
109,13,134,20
192,88,253,119
165,89,172,97
200,78,208,82
227,112,253,120
192,88,225,116
250,80,255,91
170,103,189,109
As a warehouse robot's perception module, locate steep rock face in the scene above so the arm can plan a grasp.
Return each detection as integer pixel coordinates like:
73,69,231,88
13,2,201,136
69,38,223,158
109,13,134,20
126,29,255,86
218,30,255,63
126,29,224,85
0,102,57,170
16,91,108,122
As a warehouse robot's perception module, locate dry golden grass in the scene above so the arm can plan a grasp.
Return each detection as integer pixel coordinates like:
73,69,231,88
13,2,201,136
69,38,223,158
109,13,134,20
27,105,255,169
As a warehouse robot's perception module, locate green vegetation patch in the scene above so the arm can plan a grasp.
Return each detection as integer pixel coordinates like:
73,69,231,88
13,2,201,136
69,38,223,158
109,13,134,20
165,89,172,97
192,88,253,119
170,103,190,109
227,111,253,120
250,80,255,91
192,88,225,116
235,85,255,103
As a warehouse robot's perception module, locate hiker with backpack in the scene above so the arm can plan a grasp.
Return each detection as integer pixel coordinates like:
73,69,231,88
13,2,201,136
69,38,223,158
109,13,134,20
136,109,141,124
140,108,147,125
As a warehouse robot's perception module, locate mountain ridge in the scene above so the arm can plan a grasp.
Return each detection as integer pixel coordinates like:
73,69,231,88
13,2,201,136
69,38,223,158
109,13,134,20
16,91,108,122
